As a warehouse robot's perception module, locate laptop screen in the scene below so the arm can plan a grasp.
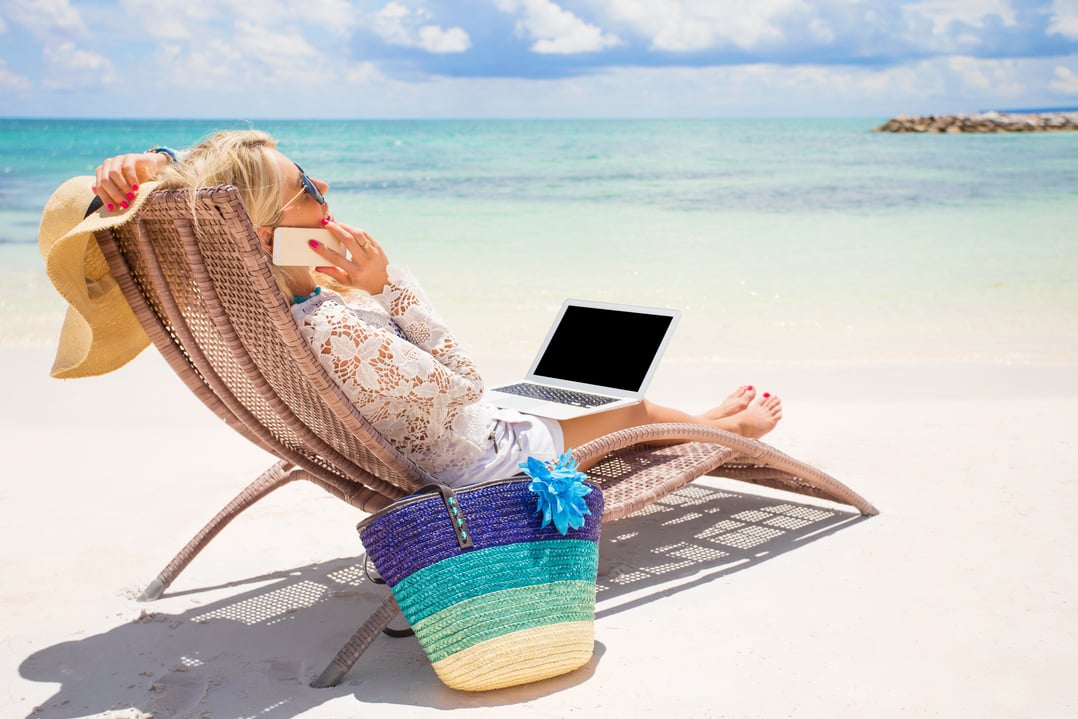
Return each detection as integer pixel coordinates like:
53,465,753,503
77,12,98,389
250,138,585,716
532,305,676,392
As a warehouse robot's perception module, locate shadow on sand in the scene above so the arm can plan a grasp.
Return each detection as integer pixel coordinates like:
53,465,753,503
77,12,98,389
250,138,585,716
20,482,866,718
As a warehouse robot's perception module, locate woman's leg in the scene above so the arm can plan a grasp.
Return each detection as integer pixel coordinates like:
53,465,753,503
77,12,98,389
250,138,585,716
558,392,782,451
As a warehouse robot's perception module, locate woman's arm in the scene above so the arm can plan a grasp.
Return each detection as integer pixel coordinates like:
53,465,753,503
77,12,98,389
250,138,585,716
308,221,481,387
375,266,483,384
298,295,484,419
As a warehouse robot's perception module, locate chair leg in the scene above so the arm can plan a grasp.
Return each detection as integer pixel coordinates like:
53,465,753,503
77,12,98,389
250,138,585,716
138,459,301,601
311,592,402,688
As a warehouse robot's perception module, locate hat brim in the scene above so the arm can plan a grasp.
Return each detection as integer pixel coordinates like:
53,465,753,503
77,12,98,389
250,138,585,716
38,177,161,378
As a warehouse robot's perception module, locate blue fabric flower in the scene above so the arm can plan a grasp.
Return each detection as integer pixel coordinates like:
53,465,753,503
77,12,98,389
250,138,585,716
521,450,593,535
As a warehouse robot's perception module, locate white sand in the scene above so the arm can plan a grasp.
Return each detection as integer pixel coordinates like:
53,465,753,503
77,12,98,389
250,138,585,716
2,345,1077,718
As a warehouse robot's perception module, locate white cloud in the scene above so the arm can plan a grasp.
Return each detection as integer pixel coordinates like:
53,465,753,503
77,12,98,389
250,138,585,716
117,0,212,40
1051,65,1078,93
444,62,909,117
1,0,87,38
711,62,944,108
807,17,834,44
109,0,365,92
522,57,1047,118
946,55,1026,97
1,0,1074,118
147,23,329,90
373,2,413,45
0,58,31,90
242,56,1078,118
346,60,386,84
299,0,363,39
595,0,1032,54
232,21,325,79
857,63,944,99
118,0,360,41
417,24,471,53
947,54,992,89
42,41,116,89
1048,0,1078,39
496,0,622,54
903,0,1017,35
599,0,806,52
373,2,471,53
153,42,239,87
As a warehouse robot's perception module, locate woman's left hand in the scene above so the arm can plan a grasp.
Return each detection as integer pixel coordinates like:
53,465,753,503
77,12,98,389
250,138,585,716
94,152,171,208
312,220,390,295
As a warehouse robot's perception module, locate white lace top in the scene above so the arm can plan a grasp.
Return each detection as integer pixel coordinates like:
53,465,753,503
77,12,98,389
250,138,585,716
291,266,494,473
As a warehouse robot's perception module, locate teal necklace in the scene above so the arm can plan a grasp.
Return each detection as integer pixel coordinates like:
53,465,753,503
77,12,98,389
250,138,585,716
293,286,322,304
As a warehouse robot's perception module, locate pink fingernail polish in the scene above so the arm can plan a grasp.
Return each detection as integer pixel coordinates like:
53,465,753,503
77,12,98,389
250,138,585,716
132,184,139,191
120,200,129,209
320,218,329,226
106,203,115,211
126,192,135,200
308,240,320,249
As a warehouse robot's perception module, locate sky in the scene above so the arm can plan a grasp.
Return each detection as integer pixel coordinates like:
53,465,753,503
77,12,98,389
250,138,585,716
1,0,1077,118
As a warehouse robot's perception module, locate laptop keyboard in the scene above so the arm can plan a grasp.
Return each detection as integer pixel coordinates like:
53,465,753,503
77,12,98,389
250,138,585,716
495,382,618,408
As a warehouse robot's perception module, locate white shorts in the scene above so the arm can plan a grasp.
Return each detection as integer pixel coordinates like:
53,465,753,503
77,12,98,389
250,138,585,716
434,407,565,488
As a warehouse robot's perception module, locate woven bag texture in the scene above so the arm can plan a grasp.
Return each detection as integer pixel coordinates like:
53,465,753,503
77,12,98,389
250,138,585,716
359,479,604,691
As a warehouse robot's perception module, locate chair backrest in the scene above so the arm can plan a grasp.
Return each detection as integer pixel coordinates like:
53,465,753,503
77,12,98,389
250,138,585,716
94,186,434,511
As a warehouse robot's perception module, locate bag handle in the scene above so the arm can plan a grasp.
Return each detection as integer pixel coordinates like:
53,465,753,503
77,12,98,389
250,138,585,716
360,482,474,585
361,557,416,638
365,483,474,550
358,482,478,550
420,483,475,550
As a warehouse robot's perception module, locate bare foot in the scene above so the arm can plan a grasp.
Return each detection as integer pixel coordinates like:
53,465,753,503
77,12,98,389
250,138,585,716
730,394,782,439
704,385,756,420
703,393,782,439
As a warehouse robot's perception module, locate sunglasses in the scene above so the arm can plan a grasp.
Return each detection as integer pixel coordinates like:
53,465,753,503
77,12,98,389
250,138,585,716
280,163,326,211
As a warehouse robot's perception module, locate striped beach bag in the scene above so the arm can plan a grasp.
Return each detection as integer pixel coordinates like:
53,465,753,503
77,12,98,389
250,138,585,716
357,453,603,691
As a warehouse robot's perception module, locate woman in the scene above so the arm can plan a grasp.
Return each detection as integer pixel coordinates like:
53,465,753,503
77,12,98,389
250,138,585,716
93,130,782,486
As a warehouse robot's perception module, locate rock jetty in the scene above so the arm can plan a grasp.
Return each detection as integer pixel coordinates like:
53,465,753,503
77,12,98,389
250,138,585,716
874,111,1078,133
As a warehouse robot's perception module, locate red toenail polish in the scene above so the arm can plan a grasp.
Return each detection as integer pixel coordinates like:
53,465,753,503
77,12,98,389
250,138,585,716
747,385,754,391
309,240,320,249
763,392,770,398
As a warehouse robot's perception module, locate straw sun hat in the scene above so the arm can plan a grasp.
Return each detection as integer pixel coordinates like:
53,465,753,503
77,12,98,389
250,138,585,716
37,176,160,378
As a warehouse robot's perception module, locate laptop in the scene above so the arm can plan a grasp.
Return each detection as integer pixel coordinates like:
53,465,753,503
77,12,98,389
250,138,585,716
486,299,680,420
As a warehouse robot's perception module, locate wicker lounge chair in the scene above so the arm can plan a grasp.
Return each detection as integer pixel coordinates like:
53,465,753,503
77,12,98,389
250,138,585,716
92,186,877,688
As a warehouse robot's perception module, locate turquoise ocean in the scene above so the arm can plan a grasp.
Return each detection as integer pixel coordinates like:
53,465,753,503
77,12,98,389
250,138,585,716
2,118,1076,372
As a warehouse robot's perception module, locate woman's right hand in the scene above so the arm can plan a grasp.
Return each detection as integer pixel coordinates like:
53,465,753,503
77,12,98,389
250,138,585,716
94,152,172,209
312,220,391,295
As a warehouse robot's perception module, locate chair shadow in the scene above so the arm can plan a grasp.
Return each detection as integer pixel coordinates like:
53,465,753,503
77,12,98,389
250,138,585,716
593,480,867,618
19,483,865,718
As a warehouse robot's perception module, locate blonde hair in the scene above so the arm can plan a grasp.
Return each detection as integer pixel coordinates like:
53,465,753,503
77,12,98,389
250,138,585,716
156,129,303,297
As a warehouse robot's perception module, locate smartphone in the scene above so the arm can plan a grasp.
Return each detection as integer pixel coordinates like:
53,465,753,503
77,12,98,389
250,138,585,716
272,227,342,266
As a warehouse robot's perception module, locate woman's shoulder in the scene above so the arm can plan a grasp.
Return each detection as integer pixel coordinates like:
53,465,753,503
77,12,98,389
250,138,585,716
292,287,400,334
